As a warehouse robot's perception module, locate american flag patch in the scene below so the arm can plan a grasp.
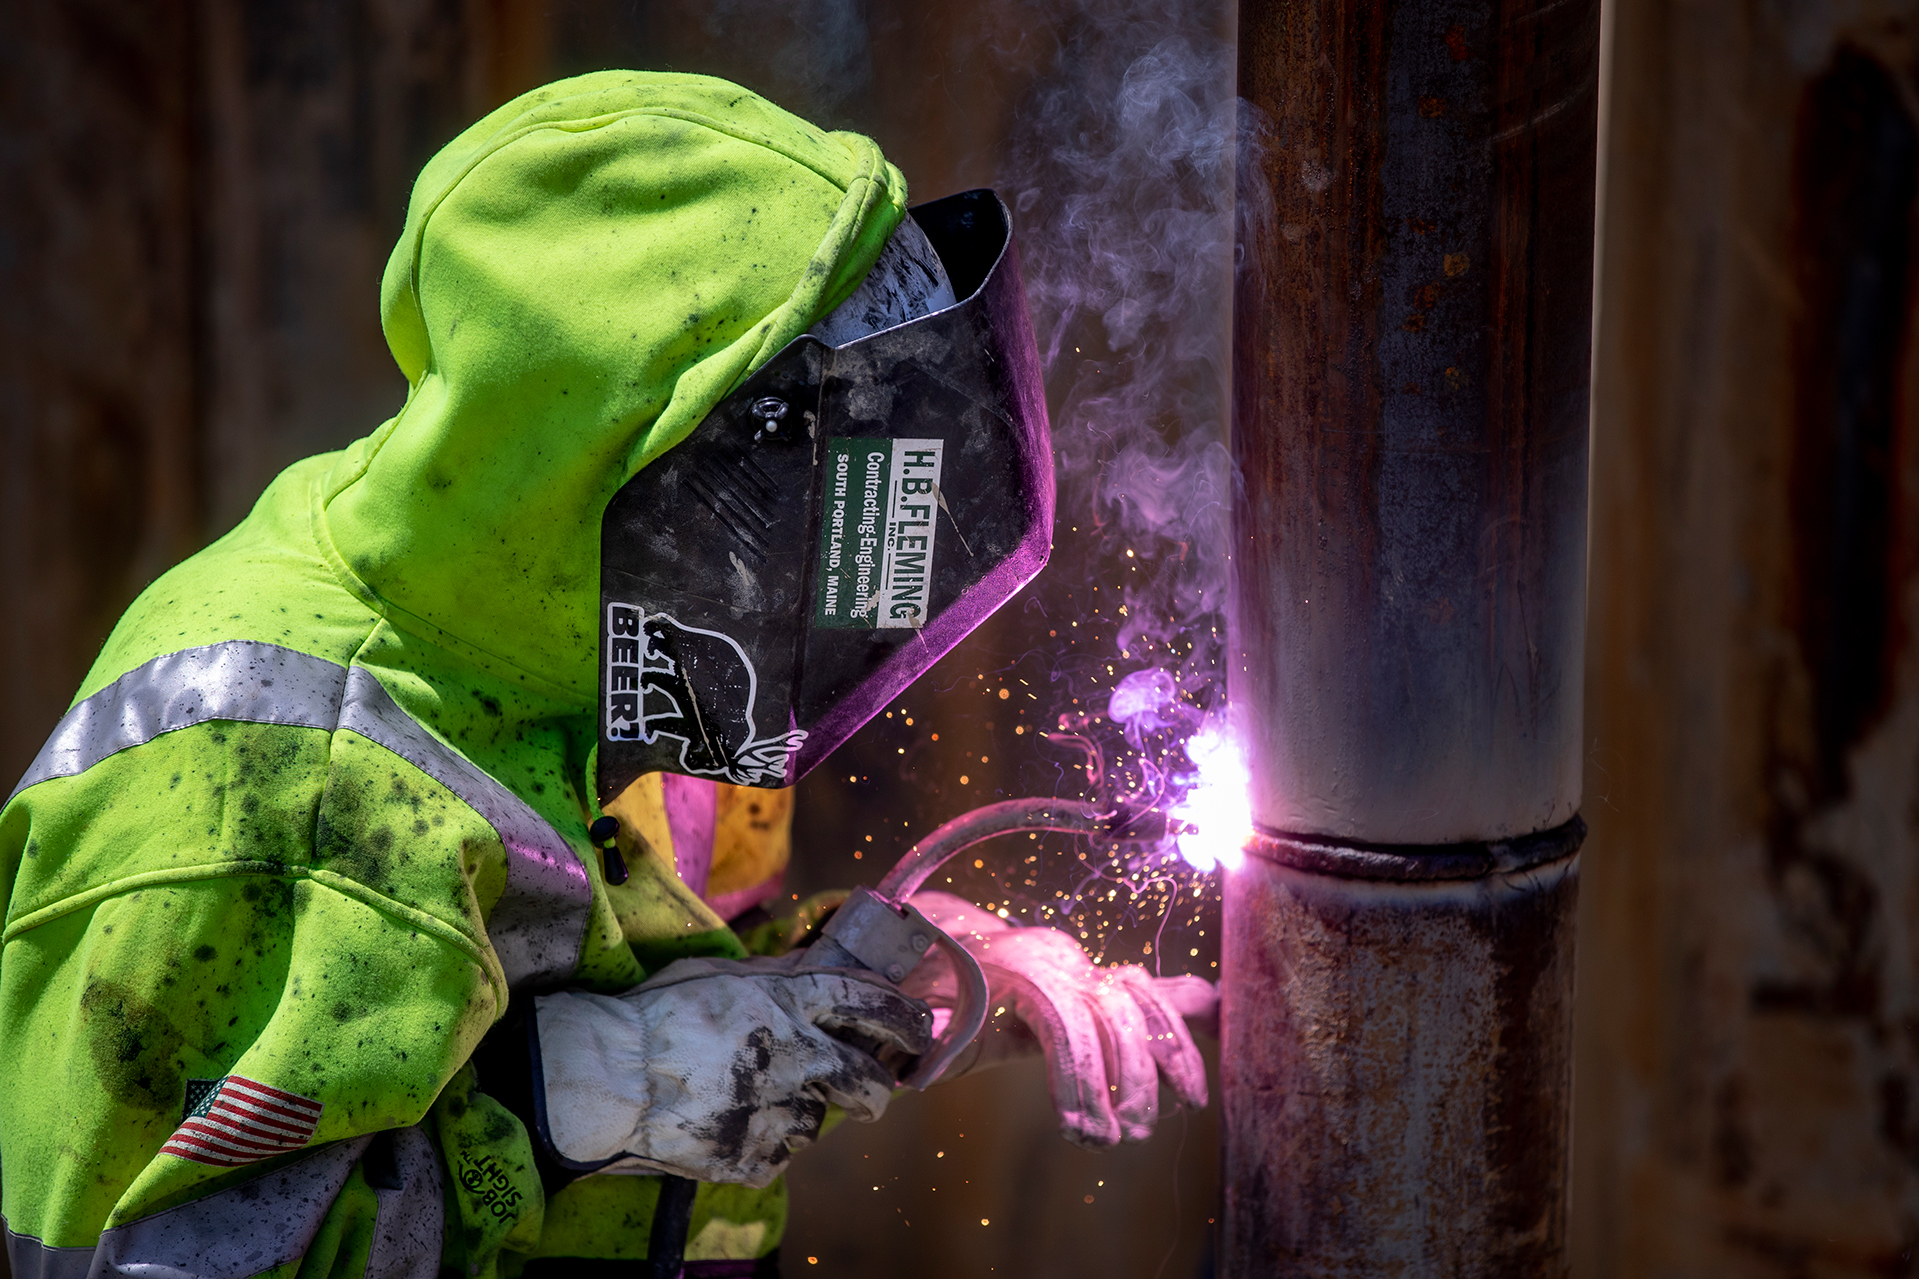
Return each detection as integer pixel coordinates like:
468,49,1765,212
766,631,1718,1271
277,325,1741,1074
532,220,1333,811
159,1075,323,1166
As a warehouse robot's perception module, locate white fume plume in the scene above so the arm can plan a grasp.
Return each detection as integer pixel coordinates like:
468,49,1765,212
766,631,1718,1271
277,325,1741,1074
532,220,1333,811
1001,2,1261,671
1107,668,1180,739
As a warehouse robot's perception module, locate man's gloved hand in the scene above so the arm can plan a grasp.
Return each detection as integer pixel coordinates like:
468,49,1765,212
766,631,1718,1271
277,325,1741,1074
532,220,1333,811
900,891,1216,1148
534,953,932,1188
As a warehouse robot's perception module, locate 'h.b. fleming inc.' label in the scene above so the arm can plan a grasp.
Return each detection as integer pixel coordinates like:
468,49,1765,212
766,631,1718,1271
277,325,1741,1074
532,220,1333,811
814,438,944,629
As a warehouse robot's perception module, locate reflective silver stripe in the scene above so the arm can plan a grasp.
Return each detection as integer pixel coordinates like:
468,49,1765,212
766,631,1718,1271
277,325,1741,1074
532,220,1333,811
4,1220,94,1279
90,1137,371,1277
365,1127,444,1279
8,641,590,988
341,668,591,989
7,1130,447,1279
0,1139,370,1279
7,641,347,805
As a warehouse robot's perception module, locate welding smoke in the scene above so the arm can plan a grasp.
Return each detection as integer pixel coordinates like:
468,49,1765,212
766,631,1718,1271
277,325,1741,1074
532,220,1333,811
990,1,1269,869
997,0,1259,695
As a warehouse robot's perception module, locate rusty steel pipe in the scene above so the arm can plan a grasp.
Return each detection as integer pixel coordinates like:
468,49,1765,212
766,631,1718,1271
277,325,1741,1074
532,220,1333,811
1224,0,1599,1273
1221,826,1583,1274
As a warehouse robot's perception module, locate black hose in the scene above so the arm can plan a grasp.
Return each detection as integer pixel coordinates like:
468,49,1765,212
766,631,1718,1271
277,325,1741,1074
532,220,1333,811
646,1174,698,1278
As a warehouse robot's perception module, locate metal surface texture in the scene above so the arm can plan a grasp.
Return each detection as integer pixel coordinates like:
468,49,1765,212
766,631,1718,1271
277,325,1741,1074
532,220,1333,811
1221,841,1580,1276
818,886,938,982
1254,813,1585,882
1232,0,1599,844
1225,0,1598,1272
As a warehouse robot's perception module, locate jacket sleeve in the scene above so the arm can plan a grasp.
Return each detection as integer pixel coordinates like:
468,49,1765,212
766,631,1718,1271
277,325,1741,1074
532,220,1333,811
0,713,564,1279
0,867,476,1279
0,643,787,1277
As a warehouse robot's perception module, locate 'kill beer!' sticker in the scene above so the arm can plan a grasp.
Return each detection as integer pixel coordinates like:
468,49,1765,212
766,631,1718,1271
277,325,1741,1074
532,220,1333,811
814,438,944,629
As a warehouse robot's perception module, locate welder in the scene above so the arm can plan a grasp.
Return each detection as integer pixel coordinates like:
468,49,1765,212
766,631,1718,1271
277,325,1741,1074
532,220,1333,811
0,72,1210,1278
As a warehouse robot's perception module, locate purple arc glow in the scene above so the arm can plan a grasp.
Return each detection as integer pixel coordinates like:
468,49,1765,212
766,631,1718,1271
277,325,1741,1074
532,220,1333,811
1167,723,1252,872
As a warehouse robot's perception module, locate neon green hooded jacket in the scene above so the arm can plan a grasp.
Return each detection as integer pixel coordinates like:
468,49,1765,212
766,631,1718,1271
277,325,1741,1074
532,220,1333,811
0,70,907,1277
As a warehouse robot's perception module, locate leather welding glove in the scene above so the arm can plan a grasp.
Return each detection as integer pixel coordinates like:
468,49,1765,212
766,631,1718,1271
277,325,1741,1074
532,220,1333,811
901,891,1215,1148
534,952,933,1188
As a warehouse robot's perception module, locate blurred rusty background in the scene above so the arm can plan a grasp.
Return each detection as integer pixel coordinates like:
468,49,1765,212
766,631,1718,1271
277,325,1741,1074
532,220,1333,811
1576,1,1919,1273
8,0,1919,1276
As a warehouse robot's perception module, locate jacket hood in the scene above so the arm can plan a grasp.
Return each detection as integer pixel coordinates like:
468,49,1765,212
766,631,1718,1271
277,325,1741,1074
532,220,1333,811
314,71,909,709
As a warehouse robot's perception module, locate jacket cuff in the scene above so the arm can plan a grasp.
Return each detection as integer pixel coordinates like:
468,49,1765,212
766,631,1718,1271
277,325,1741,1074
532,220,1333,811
468,999,619,1197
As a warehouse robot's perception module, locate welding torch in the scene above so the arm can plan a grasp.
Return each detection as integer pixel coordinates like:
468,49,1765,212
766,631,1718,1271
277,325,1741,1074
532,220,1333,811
802,797,1185,1089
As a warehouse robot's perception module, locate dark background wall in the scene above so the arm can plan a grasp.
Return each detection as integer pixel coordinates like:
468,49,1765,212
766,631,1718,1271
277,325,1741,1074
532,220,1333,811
13,1,1919,1276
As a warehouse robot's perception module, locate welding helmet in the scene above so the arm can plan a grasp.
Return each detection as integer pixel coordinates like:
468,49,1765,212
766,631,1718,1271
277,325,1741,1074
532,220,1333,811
595,189,1053,803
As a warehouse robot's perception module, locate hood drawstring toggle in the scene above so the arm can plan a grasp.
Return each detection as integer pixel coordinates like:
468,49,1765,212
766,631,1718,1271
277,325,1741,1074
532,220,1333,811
589,816,629,886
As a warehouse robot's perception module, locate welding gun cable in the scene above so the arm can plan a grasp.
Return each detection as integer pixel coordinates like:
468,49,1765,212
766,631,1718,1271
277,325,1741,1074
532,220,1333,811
645,1174,698,1279
877,798,1137,901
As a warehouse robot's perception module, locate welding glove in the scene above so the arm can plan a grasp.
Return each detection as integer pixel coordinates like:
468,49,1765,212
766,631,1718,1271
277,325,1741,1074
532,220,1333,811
902,891,1215,1148
534,953,933,1188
